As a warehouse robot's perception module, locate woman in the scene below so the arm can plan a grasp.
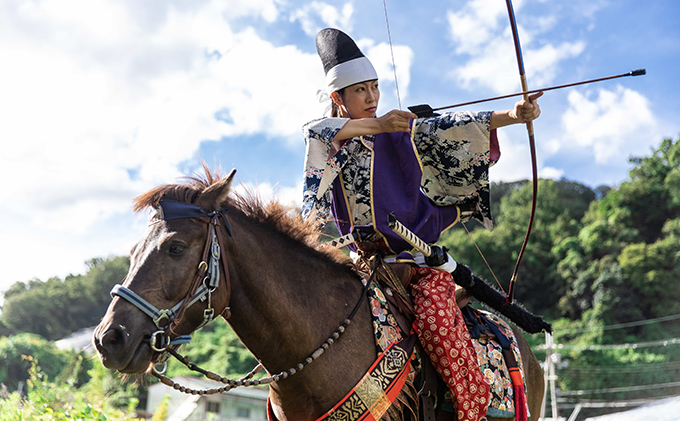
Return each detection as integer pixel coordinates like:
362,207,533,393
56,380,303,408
303,28,541,257
302,28,542,421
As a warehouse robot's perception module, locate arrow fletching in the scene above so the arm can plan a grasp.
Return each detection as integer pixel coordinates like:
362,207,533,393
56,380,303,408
408,104,434,118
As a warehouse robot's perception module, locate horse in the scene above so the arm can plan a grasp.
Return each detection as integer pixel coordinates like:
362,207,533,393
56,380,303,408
94,168,545,421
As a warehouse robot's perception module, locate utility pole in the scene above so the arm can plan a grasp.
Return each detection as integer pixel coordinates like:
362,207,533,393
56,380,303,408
540,332,559,420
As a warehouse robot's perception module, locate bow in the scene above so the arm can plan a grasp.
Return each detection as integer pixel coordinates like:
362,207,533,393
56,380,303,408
504,0,535,304
381,1,643,304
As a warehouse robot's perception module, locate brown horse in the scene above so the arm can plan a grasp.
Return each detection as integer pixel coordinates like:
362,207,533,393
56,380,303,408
94,168,544,421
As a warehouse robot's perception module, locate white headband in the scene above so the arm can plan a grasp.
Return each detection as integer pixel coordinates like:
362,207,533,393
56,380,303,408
325,57,378,93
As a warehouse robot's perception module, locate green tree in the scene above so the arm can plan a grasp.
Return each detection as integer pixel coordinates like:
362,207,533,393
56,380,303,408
441,179,594,317
166,318,260,379
1,256,129,340
0,333,90,391
0,356,141,420
557,136,680,324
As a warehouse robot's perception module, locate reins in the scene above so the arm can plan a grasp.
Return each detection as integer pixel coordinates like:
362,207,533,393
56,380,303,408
150,258,376,394
113,199,379,395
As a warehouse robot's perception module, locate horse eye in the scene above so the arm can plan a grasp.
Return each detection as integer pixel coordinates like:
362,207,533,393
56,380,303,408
168,244,185,255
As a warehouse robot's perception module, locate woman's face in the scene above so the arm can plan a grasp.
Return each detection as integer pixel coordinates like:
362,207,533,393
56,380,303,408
335,80,380,119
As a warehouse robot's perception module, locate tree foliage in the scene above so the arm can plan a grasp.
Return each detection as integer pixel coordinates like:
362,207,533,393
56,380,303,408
442,136,680,415
0,356,142,420
441,178,594,318
0,333,88,391
1,256,129,340
165,318,260,379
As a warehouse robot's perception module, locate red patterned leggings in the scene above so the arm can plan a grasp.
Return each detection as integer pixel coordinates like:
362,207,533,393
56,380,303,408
411,267,490,421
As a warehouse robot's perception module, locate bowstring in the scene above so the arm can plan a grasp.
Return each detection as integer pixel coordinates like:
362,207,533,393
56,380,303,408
381,1,505,298
381,1,509,299
382,0,402,110
462,222,506,294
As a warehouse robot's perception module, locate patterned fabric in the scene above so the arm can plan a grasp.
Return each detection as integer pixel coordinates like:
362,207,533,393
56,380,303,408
368,284,404,353
471,311,527,418
410,267,490,421
301,112,497,237
315,337,416,421
367,276,527,420
267,335,415,421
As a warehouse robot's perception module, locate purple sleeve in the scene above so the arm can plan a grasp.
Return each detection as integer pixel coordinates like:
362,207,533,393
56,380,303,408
489,129,500,163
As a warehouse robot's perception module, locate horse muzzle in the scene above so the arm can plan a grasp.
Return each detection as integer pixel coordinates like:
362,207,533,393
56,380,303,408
94,321,154,373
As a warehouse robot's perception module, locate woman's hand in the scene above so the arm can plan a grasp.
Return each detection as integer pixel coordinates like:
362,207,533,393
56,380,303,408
376,109,419,133
490,91,543,129
510,91,543,123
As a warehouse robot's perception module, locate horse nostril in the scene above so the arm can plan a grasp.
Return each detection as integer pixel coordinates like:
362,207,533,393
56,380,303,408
99,326,127,355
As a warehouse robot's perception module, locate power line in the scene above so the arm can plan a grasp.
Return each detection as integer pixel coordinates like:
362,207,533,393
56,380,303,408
555,313,680,335
557,397,665,409
558,380,680,396
558,360,680,374
538,336,680,351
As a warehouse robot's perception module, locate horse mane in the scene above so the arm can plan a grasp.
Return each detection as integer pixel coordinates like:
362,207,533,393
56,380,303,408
133,165,350,265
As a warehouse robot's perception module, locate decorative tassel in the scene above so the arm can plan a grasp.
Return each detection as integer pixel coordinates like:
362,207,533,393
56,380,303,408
509,367,528,421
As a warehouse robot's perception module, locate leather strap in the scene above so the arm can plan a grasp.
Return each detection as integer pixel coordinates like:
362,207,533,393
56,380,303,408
418,352,438,421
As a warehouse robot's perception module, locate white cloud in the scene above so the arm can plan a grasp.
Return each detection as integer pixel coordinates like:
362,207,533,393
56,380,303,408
560,86,657,163
446,0,585,93
492,86,658,184
487,122,564,182
363,41,414,105
0,0,326,291
0,0,318,220
290,2,354,37
447,0,509,55
575,0,610,20
233,179,303,209
541,166,565,180
524,41,586,87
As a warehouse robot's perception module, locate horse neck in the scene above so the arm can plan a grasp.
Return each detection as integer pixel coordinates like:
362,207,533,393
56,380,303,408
221,211,377,418
223,210,369,370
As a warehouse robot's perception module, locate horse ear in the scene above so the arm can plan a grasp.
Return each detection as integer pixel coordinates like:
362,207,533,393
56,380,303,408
198,169,236,210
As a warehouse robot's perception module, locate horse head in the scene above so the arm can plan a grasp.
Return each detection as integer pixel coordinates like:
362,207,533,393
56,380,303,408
94,169,236,374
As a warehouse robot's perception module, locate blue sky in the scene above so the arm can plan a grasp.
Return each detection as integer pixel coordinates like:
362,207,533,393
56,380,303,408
0,0,679,295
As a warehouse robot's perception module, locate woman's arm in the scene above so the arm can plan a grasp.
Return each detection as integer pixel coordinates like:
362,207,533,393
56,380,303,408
490,91,543,130
333,109,418,141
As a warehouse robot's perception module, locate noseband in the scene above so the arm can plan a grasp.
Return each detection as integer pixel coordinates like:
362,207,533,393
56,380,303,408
110,200,233,353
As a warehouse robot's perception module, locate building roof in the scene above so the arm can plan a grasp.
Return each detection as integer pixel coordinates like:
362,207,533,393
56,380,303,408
585,396,680,421
55,326,96,353
148,375,270,400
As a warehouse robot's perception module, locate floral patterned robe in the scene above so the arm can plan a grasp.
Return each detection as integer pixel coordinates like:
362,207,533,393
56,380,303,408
302,111,499,254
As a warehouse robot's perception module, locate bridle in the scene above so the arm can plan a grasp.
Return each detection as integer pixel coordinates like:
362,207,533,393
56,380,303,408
109,198,376,394
110,200,233,353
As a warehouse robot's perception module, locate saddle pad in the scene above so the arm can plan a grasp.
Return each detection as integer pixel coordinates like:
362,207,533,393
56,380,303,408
469,310,527,418
368,284,406,352
369,283,526,419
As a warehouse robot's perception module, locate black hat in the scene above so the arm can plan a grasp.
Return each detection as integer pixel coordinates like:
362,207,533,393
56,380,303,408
316,28,378,93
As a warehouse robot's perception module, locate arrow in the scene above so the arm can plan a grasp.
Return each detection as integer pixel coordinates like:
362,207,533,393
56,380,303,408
408,69,646,118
